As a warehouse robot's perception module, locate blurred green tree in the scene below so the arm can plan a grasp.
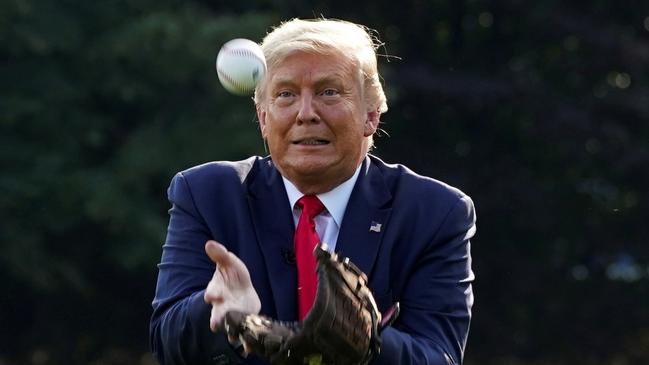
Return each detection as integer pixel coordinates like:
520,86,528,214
1,0,274,362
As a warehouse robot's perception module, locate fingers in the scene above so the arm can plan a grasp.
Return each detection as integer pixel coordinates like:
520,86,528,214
204,240,262,332
210,304,227,332
204,272,225,304
205,278,226,332
205,240,253,285
205,240,232,267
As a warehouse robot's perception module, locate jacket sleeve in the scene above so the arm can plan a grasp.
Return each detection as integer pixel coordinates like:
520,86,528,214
372,195,476,365
150,172,244,365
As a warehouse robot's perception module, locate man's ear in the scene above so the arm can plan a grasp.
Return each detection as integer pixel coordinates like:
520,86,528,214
256,105,267,138
363,110,380,137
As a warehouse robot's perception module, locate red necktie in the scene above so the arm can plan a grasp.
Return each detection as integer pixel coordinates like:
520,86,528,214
294,195,325,320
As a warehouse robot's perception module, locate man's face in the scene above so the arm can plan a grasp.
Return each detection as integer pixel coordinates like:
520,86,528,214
257,51,379,194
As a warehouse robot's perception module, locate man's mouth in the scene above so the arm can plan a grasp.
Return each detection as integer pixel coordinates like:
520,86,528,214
293,139,329,145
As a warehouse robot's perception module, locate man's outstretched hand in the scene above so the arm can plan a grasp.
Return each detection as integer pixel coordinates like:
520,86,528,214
204,240,261,332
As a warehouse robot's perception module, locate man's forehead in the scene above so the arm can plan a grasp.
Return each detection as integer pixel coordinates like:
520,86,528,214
271,70,349,84
268,52,358,84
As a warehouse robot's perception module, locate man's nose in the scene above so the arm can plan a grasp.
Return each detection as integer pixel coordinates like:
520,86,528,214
296,93,320,124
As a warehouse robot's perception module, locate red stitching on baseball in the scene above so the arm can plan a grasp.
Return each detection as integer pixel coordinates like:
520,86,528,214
217,67,247,91
221,43,264,64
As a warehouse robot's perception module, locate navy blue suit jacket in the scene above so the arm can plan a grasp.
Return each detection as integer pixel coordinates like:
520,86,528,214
150,155,476,365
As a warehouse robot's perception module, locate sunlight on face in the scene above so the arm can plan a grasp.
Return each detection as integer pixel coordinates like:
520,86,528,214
257,51,377,194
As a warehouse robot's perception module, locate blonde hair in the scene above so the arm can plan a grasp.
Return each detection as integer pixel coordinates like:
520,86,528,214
254,18,388,115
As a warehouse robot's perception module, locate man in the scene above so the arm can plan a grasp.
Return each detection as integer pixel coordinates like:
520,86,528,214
150,18,476,365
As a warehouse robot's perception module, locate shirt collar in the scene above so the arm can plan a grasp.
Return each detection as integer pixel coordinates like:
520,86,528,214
282,165,361,228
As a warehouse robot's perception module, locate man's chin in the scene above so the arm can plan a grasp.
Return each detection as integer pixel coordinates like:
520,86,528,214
288,163,332,180
280,159,335,186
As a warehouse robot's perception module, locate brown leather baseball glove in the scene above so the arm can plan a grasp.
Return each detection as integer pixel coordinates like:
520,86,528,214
223,244,382,365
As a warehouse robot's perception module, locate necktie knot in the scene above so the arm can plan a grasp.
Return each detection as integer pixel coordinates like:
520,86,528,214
297,195,325,219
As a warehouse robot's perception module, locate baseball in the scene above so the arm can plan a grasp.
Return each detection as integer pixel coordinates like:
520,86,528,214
216,38,267,96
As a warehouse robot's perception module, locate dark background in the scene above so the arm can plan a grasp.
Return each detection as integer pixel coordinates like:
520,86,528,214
2,0,648,364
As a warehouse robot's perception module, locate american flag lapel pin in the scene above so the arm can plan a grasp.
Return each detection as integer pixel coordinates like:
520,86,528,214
369,221,382,233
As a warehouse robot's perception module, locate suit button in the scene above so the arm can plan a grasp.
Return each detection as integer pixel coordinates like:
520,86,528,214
212,354,230,365
283,249,296,264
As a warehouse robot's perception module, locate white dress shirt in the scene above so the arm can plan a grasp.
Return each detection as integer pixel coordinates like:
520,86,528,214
282,165,361,252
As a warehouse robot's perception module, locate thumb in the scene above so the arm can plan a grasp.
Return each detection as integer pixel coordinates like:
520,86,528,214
205,240,232,267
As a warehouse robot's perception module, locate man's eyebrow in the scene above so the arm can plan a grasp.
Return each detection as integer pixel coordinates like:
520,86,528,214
313,75,345,87
269,77,296,89
269,73,348,90
271,74,296,84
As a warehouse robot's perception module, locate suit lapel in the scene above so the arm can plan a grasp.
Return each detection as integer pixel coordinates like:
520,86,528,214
336,157,392,278
245,158,298,321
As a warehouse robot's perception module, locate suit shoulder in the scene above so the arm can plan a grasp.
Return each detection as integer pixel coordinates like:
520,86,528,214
370,155,471,205
166,156,268,213
177,156,262,185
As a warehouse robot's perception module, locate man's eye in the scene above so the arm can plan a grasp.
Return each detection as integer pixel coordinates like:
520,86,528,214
277,91,294,98
321,89,339,96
